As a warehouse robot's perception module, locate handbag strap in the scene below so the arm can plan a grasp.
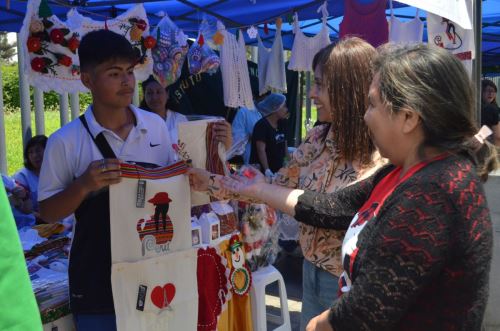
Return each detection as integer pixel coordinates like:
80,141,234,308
79,114,117,159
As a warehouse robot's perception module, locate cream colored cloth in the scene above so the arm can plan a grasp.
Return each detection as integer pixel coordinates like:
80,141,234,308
110,173,191,263
111,249,198,331
177,119,226,206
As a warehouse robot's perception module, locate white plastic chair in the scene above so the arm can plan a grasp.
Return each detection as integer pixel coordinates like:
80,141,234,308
250,265,291,331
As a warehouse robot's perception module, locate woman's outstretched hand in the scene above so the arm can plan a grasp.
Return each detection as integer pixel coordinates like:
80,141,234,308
220,166,266,198
187,168,211,191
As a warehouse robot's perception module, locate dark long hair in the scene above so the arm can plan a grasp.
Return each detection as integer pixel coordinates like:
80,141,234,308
312,37,376,165
24,135,48,171
139,75,169,112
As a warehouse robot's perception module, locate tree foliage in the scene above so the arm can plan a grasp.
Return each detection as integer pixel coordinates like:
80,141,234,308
1,62,92,112
0,32,16,63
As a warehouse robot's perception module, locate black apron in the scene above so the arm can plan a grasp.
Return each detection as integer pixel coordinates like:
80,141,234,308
69,116,117,313
70,115,159,313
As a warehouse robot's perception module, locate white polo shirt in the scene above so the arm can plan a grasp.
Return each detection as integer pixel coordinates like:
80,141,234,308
38,105,175,202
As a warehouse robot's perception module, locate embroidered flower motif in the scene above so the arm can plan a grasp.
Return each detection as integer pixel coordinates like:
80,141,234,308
130,25,142,41
29,19,44,33
143,35,156,49
116,17,152,66
28,18,81,77
67,35,79,53
49,28,65,44
27,36,42,53
246,26,258,39
31,57,46,72
135,19,147,31
57,54,72,67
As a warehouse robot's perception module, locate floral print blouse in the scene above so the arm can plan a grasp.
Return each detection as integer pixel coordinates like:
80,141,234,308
209,124,382,276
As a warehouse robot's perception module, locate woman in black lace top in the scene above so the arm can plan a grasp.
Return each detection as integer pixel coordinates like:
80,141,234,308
189,44,499,331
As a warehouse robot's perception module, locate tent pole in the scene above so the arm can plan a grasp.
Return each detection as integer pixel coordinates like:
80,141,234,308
473,0,482,125
305,71,311,129
0,64,7,173
294,72,302,147
33,88,45,135
17,34,32,148
59,93,69,126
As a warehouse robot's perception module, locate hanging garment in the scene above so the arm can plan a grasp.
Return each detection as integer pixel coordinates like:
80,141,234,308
388,0,424,43
257,24,287,95
20,0,153,93
339,0,389,47
111,248,198,331
288,2,331,72
219,22,255,109
109,161,191,263
427,0,474,74
216,234,254,331
151,12,189,88
177,119,228,206
393,0,472,29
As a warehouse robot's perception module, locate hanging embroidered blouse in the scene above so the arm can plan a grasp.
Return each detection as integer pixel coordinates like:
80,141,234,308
388,0,424,43
257,23,287,95
339,0,388,47
288,2,331,72
21,0,153,93
218,22,255,109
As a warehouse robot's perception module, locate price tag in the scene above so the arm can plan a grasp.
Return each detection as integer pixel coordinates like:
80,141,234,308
136,179,146,208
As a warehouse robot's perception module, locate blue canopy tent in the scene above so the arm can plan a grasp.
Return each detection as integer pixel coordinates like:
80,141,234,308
1,0,499,67
0,0,498,173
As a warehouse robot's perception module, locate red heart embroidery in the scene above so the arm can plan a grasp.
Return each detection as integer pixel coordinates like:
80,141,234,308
151,283,176,309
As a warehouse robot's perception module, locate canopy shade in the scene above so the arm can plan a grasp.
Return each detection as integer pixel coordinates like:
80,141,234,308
1,0,499,68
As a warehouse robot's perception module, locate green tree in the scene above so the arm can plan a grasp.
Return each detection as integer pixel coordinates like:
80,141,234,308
0,32,16,63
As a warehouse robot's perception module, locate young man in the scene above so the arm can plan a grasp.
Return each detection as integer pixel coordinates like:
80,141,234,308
38,30,176,330
249,93,288,176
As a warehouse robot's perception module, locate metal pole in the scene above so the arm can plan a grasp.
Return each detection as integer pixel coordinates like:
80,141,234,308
473,0,482,125
59,93,69,126
294,72,303,147
305,71,312,129
0,65,7,173
17,34,32,147
133,81,140,106
33,88,45,135
70,92,80,120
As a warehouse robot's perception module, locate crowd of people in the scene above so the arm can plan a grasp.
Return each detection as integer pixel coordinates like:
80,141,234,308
3,27,499,331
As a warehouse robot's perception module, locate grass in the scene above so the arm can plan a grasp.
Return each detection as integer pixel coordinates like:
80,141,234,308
4,111,63,175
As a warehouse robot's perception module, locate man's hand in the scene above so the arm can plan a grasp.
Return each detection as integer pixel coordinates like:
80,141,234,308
76,158,122,194
306,310,334,331
213,120,232,150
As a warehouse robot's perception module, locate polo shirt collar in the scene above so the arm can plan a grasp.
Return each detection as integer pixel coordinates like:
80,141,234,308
83,104,148,138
